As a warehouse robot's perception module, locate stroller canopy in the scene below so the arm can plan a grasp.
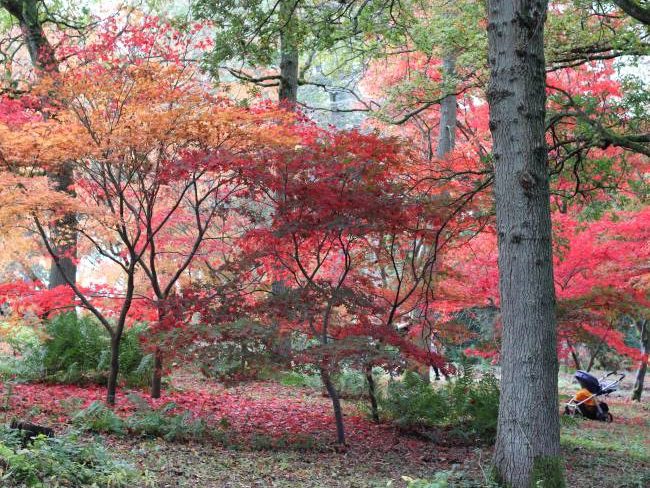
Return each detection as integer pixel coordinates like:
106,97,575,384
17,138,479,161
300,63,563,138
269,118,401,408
575,370,601,394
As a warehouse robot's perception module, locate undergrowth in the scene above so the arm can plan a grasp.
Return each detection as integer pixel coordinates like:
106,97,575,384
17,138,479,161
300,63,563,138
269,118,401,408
73,394,208,442
378,362,499,443
0,425,146,487
0,313,152,388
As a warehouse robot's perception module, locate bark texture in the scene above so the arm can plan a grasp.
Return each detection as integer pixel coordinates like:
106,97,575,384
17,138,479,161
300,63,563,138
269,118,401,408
611,0,650,25
365,365,379,423
436,54,457,159
278,0,299,106
47,165,77,288
631,319,648,401
486,1,563,486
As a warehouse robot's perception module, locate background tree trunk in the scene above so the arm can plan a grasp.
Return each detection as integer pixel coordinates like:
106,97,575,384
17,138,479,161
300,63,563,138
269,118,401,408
48,165,77,288
1,0,77,289
365,365,379,423
436,54,457,159
567,340,582,370
278,0,298,106
272,0,299,359
487,1,563,486
632,319,648,401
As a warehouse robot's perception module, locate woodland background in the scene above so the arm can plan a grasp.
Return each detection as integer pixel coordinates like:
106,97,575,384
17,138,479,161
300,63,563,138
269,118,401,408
0,0,647,487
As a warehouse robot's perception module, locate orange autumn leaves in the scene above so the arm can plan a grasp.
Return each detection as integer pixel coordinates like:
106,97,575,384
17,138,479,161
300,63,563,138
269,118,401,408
0,61,298,226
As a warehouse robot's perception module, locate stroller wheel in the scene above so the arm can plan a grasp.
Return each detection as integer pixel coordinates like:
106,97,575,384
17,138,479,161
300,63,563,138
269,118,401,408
605,412,613,423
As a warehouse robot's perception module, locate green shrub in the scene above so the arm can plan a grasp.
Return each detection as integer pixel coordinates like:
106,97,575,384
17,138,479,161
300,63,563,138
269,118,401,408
444,363,500,442
124,397,207,442
0,325,45,383
41,313,106,382
111,324,153,388
0,426,143,487
197,319,289,384
402,471,451,488
378,364,499,443
73,395,207,442
72,401,125,435
280,367,375,399
2,313,152,388
279,371,322,389
333,368,367,399
379,372,448,429
463,372,499,442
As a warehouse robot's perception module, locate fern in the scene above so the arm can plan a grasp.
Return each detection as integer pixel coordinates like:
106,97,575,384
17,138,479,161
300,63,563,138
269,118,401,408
72,401,126,435
378,365,499,443
5,313,152,387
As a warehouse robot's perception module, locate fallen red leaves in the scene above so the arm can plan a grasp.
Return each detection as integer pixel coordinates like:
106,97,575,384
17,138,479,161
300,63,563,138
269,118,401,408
1,381,426,452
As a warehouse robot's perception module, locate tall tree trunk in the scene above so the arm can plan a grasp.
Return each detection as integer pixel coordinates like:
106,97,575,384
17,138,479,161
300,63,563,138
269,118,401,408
1,0,55,70
1,0,77,289
278,0,299,106
611,0,650,25
632,319,648,401
487,1,563,487
321,367,346,445
436,54,457,159
48,164,77,288
273,0,299,359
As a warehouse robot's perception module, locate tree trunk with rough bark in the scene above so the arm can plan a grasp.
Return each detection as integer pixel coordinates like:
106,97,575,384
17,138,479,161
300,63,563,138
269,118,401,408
436,54,457,159
632,319,648,401
48,164,77,288
272,0,299,360
278,0,299,106
487,1,563,486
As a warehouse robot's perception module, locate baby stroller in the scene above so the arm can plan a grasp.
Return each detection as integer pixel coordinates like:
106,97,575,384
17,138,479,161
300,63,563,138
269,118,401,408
564,370,624,422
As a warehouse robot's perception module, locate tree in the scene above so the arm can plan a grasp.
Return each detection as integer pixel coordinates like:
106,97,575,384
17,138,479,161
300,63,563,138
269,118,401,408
194,0,310,106
611,0,650,25
0,16,297,404
0,0,80,289
230,115,492,443
238,128,417,445
486,1,564,486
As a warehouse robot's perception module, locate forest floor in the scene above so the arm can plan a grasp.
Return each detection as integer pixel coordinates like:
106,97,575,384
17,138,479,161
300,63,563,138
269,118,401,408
1,369,648,487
